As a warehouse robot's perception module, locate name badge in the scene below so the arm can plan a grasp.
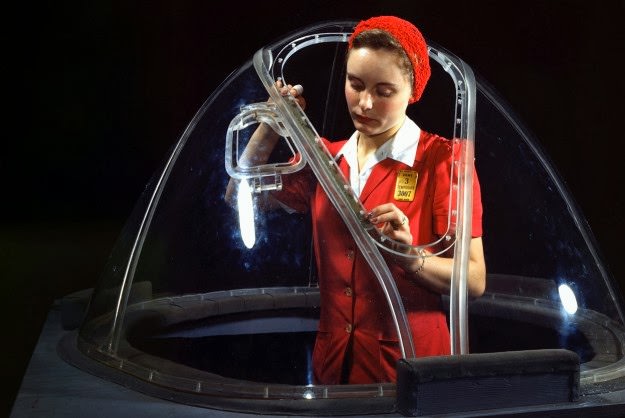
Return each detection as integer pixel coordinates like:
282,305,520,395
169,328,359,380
394,170,418,202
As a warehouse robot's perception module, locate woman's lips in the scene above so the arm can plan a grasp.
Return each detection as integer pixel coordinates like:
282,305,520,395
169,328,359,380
355,114,374,124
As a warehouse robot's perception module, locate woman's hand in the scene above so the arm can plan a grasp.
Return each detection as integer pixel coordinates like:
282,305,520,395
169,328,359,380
276,79,307,110
367,203,486,298
367,203,413,246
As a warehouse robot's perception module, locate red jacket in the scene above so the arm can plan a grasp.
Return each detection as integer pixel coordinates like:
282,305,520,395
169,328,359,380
274,130,483,384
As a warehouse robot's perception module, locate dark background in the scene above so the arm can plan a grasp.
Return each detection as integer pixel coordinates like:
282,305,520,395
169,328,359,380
4,0,624,414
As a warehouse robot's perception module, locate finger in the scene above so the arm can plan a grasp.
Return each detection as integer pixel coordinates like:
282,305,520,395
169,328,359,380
295,96,306,110
367,204,397,222
292,84,303,96
280,83,290,96
367,203,397,217
276,79,291,96
391,214,408,230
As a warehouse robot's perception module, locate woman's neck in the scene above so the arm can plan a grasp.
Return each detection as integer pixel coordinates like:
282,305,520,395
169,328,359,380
357,117,404,172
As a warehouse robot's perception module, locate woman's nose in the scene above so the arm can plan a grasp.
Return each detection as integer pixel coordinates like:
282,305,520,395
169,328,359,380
359,91,373,110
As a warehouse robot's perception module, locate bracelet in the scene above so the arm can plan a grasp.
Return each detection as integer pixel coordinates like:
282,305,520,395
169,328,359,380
415,249,426,275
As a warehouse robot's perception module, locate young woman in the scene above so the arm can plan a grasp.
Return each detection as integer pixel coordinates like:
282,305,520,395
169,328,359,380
230,16,485,385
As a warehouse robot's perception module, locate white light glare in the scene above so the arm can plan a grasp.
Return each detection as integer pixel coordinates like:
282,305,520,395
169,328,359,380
558,284,578,315
237,179,256,249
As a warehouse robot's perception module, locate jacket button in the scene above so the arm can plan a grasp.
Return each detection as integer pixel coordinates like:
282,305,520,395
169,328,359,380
346,249,355,260
345,323,352,333
344,287,353,297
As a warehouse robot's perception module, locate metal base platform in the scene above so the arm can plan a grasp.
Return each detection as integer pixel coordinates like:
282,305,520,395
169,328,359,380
11,302,625,418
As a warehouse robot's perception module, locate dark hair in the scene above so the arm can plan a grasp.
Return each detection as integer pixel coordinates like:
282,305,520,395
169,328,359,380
348,29,414,92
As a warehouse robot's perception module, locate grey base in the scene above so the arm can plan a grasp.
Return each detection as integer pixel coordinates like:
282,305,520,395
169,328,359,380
11,302,625,418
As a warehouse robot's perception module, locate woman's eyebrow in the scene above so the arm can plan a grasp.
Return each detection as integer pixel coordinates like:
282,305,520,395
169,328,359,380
347,74,397,88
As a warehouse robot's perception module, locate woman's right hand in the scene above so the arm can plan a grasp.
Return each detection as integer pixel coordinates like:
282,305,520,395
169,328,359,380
275,79,306,110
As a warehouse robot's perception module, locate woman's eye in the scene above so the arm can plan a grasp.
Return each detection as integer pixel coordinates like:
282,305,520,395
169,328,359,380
378,89,393,97
350,83,364,91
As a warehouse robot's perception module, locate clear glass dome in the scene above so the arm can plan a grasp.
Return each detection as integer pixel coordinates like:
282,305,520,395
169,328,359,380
60,20,625,415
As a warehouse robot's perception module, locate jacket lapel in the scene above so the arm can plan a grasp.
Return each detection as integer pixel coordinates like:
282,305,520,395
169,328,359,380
359,159,410,203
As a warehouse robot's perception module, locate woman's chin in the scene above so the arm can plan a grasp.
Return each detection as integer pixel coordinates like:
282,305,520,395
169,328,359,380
353,122,379,136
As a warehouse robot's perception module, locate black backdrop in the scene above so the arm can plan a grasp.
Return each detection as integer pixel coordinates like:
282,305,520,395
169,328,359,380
4,0,624,414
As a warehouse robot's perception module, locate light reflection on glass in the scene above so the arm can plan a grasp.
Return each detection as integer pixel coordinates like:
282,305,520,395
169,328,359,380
558,284,578,315
237,179,256,249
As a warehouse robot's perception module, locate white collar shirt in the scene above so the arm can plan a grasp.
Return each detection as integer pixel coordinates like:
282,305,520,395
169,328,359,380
336,117,422,197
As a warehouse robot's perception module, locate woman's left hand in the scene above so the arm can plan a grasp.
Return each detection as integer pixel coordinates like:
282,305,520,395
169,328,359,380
366,203,412,245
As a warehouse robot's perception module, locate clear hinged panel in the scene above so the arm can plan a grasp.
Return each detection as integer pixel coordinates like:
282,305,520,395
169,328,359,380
77,21,477,409
74,19,625,416
79,57,323,387
472,83,625,385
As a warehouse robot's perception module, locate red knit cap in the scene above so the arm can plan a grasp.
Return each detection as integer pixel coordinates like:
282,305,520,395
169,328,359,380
348,16,430,103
